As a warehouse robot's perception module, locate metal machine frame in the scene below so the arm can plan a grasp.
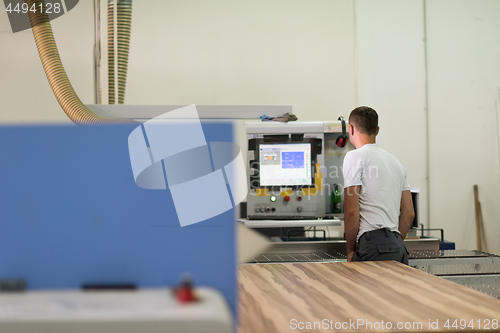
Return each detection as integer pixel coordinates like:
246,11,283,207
245,121,352,220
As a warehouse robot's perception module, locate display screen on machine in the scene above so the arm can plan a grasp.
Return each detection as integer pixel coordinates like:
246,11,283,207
259,143,312,186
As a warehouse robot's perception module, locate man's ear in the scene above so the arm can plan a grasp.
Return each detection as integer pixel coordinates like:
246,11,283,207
375,126,380,136
349,124,354,136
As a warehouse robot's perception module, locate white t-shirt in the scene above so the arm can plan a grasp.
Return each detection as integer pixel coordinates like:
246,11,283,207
342,143,410,240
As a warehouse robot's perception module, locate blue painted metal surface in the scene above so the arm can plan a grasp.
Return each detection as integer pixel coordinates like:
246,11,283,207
0,123,237,318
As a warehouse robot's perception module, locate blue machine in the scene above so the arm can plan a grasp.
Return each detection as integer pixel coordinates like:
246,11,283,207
0,123,237,319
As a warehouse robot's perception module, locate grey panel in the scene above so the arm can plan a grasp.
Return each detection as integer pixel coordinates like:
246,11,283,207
247,239,447,263
410,253,500,300
409,257,498,266
409,250,496,259
462,284,500,299
404,239,440,252
414,263,500,276
247,240,348,263
86,105,292,120
444,275,500,286
444,276,500,299
251,252,346,263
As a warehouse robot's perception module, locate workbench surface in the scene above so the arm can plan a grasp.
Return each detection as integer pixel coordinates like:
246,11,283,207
239,261,500,332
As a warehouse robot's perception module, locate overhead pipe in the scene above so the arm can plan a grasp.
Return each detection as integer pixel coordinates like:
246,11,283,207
116,0,132,104
93,0,101,104
25,0,136,124
108,0,132,104
107,0,115,104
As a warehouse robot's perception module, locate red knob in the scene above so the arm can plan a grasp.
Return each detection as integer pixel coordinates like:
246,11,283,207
297,196,302,201
284,195,290,202
176,285,196,303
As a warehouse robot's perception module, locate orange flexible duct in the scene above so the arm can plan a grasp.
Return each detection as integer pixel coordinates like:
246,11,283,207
25,0,136,125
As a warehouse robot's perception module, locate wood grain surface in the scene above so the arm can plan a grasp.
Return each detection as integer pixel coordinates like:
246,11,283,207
239,262,500,332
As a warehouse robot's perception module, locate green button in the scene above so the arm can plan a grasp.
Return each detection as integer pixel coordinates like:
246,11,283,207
270,196,277,202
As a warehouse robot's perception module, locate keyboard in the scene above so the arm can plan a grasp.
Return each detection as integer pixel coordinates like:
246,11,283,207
247,215,318,220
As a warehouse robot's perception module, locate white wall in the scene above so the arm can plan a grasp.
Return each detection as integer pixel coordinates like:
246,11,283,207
122,0,356,165
0,0,355,177
1,0,499,254
355,0,429,229
426,0,500,254
125,0,356,120
0,0,355,124
355,0,500,254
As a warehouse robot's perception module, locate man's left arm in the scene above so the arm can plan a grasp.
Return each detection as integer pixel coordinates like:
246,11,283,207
398,190,415,239
344,185,360,262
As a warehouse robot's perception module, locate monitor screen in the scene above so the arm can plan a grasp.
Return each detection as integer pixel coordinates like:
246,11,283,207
259,143,312,186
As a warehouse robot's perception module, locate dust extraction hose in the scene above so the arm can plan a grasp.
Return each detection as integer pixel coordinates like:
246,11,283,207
25,0,136,125
107,0,115,104
108,0,132,104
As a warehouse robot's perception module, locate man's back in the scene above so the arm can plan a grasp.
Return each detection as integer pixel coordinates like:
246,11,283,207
341,105,415,264
343,144,410,240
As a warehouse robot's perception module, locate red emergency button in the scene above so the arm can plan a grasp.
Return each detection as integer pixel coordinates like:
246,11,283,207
284,195,290,202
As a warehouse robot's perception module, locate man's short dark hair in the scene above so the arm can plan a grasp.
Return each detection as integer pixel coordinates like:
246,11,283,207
349,106,378,135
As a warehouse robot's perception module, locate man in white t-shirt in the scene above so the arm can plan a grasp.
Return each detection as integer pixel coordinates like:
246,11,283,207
342,106,415,264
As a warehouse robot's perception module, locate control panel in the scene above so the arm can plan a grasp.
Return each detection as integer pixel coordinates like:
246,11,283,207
245,121,351,220
251,191,318,214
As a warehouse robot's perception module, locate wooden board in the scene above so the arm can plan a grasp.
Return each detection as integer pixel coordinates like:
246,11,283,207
239,262,500,332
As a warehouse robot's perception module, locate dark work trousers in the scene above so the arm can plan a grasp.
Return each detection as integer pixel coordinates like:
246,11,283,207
353,228,409,265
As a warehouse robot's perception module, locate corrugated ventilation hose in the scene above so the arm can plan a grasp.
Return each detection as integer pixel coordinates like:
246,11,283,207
25,0,135,124
107,0,115,104
108,0,132,104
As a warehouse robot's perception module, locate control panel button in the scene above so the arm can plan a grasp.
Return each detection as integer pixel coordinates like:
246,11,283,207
297,196,302,201
265,207,271,212
270,196,277,202
284,195,290,202
260,207,266,212
255,207,260,213
297,206,303,212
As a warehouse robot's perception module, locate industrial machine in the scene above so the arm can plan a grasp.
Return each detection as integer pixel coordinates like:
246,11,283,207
11,0,500,315
245,121,352,220
242,121,500,300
